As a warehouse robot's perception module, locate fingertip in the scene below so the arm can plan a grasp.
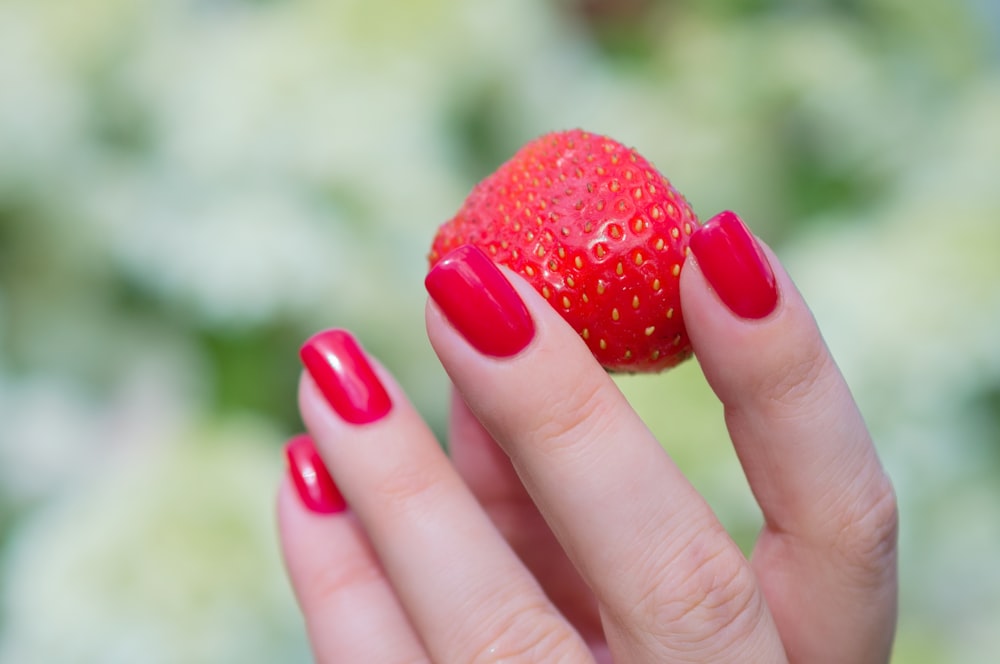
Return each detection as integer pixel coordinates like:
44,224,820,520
680,210,812,354
299,329,393,425
277,436,352,590
295,337,407,451
683,224,808,334
687,211,779,321
284,433,348,515
424,245,536,358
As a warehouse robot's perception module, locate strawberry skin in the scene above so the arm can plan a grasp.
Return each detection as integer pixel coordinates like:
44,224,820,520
429,129,698,373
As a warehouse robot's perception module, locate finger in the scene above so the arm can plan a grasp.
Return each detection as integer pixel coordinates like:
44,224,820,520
425,245,787,663
682,211,898,664
277,435,428,663
447,388,526,508
448,391,604,645
297,330,593,663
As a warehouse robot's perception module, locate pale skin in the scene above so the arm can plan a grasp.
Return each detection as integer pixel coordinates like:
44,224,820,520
277,244,899,663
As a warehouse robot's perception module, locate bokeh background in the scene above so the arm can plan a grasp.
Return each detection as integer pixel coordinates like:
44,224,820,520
1,0,998,661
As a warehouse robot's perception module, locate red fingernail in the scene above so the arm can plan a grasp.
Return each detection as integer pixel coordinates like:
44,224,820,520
425,245,535,357
300,329,392,424
285,434,346,514
690,211,778,319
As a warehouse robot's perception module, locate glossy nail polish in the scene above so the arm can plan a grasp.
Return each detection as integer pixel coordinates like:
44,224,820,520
425,245,535,357
285,434,346,514
689,211,778,319
300,329,392,424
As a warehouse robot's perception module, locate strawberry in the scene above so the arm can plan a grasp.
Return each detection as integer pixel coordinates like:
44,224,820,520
429,129,698,373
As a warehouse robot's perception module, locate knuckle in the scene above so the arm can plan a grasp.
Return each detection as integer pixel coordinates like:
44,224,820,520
525,373,616,456
460,598,582,664
370,459,444,511
630,529,765,651
307,551,383,607
754,333,835,412
831,472,899,586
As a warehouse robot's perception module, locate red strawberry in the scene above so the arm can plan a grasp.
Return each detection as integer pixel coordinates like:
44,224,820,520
429,129,699,373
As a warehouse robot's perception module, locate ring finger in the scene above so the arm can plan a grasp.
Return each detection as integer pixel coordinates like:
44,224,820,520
297,329,593,663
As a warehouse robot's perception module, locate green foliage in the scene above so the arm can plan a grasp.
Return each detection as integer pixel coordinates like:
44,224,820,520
1,0,998,661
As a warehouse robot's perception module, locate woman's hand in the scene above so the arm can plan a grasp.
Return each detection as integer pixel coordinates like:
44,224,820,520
277,212,898,663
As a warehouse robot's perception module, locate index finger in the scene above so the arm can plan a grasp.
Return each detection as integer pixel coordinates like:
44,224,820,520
425,245,788,663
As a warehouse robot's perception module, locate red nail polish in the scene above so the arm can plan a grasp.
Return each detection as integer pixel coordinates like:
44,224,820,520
300,329,392,424
285,434,346,514
690,211,778,319
425,245,535,357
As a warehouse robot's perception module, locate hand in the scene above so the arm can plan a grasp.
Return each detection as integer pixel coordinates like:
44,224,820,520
277,212,898,663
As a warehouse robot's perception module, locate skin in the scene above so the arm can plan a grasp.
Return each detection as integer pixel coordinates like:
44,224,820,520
277,243,898,663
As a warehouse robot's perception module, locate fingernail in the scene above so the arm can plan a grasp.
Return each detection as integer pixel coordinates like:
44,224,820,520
425,245,535,357
300,329,392,424
285,434,346,514
690,211,778,319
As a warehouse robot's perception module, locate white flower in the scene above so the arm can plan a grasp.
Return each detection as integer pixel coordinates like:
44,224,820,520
0,419,305,663
781,78,1000,659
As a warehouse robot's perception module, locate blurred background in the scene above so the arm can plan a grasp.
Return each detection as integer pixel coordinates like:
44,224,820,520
1,0,998,661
